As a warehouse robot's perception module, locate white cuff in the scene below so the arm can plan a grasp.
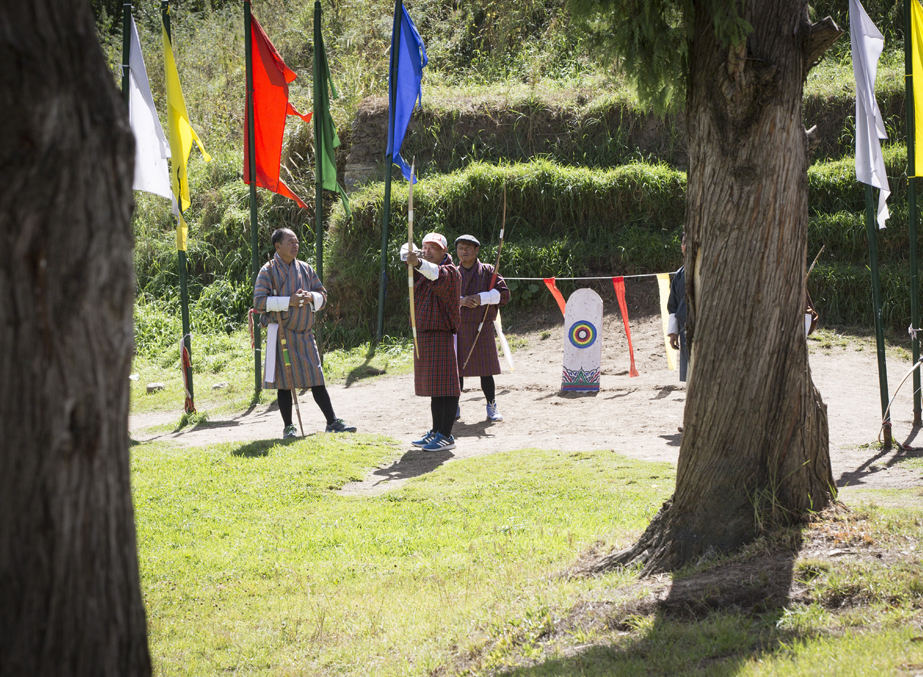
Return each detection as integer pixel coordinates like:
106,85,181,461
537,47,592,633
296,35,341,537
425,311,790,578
478,289,501,305
417,259,439,280
399,242,420,261
667,314,678,335
267,296,290,312
310,292,325,311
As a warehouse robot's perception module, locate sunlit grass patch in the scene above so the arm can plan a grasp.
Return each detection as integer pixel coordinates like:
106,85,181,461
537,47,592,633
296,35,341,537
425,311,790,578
133,442,672,676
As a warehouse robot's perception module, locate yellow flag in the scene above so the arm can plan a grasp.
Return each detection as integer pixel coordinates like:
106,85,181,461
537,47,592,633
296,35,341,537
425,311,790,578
911,0,923,176
162,25,210,218
657,273,677,371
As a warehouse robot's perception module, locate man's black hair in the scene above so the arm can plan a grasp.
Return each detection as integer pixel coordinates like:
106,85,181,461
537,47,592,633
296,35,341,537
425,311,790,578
271,228,294,247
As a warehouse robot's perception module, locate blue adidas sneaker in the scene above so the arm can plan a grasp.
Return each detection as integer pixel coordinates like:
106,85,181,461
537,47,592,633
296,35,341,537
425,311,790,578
412,430,436,448
422,432,456,452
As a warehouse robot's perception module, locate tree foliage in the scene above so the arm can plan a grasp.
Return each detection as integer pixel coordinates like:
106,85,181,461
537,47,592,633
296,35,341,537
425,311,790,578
567,0,753,113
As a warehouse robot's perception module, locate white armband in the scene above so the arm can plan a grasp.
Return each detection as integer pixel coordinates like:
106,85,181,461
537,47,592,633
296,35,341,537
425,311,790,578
667,314,679,335
417,259,439,280
310,292,325,311
267,296,290,313
478,289,501,305
399,242,421,261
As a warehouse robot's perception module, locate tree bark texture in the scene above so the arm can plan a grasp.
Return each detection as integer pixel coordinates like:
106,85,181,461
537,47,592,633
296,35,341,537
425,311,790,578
0,1,151,674
588,0,837,575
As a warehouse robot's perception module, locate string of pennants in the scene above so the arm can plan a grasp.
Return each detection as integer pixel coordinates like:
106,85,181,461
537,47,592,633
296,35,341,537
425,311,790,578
504,272,680,377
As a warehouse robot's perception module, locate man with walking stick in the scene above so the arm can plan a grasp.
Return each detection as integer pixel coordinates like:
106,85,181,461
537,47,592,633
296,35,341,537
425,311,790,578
254,228,356,438
455,234,510,422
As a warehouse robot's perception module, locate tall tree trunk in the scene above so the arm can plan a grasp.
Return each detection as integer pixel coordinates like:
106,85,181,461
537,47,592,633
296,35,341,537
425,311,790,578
0,1,151,674
585,0,840,574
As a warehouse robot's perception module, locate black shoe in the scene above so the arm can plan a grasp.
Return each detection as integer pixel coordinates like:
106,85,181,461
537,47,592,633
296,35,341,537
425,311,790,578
326,418,357,433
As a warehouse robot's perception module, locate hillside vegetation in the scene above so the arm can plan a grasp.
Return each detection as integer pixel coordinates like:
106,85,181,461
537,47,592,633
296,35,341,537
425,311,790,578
96,0,915,351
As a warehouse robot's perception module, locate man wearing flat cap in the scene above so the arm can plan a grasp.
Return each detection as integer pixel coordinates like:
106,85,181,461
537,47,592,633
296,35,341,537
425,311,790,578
455,234,510,422
401,232,462,451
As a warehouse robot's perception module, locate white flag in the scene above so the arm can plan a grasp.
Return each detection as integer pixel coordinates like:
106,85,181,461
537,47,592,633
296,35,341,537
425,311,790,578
128,17,172,200
849,0,890,229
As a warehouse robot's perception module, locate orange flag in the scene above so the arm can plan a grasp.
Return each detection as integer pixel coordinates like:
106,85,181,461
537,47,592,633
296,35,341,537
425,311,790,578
244,15,313,207
543,278,566,316
612,277,639,377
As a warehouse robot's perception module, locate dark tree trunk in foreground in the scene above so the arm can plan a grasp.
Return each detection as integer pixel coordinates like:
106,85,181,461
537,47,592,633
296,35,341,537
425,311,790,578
586,1,842,574
0,1,151,674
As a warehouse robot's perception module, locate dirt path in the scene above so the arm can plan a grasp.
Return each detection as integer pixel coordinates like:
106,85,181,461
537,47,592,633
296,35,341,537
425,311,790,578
130,304,923,497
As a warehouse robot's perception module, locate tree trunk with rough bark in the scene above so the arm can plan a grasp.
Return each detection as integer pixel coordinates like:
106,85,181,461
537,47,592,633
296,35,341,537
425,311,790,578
0,1,151,674
584,1,841,574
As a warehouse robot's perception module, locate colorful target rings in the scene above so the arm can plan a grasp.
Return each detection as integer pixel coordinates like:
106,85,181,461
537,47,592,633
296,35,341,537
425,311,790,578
568,321,597,349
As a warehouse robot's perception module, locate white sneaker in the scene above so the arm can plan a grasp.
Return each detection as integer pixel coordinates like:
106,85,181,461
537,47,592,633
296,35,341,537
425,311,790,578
486,400,503,422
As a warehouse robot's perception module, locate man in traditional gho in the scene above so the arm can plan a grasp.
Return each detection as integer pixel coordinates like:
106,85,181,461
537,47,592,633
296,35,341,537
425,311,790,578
254,228,356,438
667,230,688,383
454,234,510,422
401,232,462,451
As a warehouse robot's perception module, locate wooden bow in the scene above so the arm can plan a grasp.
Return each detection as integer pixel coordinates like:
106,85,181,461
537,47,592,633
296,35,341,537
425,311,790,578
408,159,419,358
463,182,506,369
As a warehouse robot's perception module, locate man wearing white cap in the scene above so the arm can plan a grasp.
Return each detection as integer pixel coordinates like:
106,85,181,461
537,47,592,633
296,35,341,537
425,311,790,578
455,234,510,422
401,232,462,451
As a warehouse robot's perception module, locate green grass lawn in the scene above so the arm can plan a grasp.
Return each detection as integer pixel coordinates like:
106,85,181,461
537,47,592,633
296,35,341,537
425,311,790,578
133,438,670,675
132,430,923,676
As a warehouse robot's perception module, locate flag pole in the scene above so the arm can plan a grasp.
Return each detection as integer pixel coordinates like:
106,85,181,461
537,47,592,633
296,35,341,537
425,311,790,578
313,0,325,357
376,0,403,343
244,0,262,395
121,2,131,107
162,0,195,413
865,184,892,447
905,0,922,425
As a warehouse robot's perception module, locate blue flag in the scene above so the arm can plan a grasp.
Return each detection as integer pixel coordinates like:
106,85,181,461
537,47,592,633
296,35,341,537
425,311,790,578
386,2,427,182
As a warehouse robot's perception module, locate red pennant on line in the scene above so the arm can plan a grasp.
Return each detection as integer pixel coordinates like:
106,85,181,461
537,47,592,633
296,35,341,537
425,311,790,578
543,278,566,317
612,276,639,377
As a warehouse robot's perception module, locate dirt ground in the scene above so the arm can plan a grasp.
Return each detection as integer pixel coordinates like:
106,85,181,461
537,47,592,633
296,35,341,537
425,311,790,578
130,282,923,498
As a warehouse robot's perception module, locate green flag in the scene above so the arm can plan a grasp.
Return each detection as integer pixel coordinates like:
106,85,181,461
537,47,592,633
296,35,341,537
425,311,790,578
313,2,350,218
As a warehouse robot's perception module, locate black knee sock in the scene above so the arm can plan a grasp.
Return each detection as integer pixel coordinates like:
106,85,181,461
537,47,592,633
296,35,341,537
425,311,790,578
459,376,465,392
432,396,459,437
277,389,293,427
311,386,336,425
430,398,440,432
481,376,496,403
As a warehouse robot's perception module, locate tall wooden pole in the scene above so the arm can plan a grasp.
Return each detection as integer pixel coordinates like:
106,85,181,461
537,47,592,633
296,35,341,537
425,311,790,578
865,185,892,447
376,0,403,342
244,0,262,395
905,0,922,425
162,0,195,412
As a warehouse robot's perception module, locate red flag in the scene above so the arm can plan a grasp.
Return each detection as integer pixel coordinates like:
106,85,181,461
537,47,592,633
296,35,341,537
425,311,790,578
543,278,566,317
612,277,639,377
244,15,313,208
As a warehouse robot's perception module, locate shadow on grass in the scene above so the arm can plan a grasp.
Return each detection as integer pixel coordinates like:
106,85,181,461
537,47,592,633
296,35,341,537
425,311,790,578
491,534,804,676
231,436,307,458
343,345,388,387
361,448,453,487
837,425,923,488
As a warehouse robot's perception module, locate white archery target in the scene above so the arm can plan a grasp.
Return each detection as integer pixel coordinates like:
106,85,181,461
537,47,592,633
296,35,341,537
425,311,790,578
561,288,603,392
